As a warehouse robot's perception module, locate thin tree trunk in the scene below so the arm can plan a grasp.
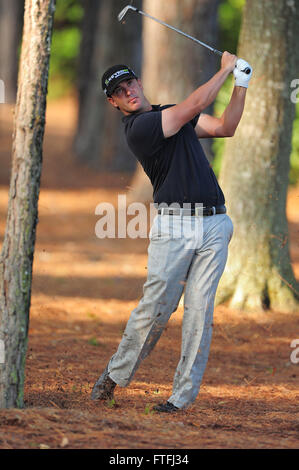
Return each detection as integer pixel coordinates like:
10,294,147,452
75,0,101,143
0,0,56,408
73,0,142,171
0,0,24,103
216,0,299,312
128,0,220,203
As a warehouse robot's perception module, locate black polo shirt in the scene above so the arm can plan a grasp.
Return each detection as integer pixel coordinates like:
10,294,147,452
122,104,225,207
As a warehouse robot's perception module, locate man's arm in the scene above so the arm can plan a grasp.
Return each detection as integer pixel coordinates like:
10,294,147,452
161,52,237,138
195,86,247,138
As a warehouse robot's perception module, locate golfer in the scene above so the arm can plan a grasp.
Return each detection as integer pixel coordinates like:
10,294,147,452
91,52,252,412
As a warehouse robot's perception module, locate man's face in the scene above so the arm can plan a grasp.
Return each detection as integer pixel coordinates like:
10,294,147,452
107,78,146,115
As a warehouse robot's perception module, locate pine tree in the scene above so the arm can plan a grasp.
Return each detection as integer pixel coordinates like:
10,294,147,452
216,0,299,312
0,0,56,408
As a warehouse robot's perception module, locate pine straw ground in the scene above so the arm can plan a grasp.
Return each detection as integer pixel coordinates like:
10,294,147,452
0,97,298,450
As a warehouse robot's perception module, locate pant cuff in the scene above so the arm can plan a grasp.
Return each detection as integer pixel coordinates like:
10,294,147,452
108,371,129,388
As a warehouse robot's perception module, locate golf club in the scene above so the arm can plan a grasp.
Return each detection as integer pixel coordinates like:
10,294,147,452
118,4,251,74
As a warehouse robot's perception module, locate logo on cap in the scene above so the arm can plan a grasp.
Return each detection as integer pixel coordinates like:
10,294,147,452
105,68,130,87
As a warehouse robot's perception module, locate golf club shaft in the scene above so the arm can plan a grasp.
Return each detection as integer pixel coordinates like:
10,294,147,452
119,5,251,74
132,8,223,57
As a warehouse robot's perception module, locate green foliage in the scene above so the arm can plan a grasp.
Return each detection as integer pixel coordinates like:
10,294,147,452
107,398,116,408
48,0,83,99
51,28,81,73
144,404,154,415
218,0,245,54
54,0,84,23
87,337,100,347
212,78,232,178
290,103,299,185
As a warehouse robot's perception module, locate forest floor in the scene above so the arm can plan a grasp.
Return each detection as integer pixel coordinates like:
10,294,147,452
0,97,298,450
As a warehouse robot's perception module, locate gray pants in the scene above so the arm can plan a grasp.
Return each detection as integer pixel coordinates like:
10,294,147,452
107,213,233,409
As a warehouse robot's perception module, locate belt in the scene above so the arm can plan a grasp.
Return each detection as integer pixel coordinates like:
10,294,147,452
157,205,226,216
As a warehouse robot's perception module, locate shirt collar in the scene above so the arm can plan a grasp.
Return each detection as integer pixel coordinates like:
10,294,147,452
122,104,161,122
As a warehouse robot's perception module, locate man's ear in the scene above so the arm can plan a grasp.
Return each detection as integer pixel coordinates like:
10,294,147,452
137,78,143,89
107,96,120,111
107,96,118,109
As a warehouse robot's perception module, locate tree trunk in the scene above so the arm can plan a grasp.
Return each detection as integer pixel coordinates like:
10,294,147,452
128,0,220,203
0,0,56,408
216,0,299,312
0,0,24,103
73,0,142,171
75,0,102,143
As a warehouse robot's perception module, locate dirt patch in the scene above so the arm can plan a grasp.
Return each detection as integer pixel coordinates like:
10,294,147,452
0,97,298,449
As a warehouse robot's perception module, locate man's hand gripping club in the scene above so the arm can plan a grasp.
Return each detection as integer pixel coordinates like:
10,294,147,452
221,51,253,88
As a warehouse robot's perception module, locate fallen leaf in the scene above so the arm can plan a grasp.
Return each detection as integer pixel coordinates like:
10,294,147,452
60,437,69,448
39,443,50,449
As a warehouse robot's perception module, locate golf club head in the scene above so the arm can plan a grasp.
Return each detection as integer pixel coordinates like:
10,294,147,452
118,5,137,22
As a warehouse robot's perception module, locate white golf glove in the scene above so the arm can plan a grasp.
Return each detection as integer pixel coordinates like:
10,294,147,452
233,58,252,88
